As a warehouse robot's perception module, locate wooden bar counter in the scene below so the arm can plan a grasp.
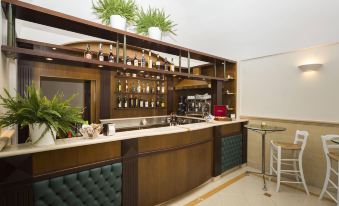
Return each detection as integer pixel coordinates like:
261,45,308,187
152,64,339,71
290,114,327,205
0,120,247,206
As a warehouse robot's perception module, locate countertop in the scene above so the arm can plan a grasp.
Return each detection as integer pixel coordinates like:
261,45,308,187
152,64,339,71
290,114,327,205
0,119,247,158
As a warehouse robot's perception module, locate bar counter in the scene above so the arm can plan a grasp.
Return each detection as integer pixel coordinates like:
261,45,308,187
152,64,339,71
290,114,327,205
0,119,248,206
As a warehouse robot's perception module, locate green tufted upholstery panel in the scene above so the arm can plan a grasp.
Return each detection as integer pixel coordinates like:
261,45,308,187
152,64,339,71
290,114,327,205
221,134,243,172
33,163,122,206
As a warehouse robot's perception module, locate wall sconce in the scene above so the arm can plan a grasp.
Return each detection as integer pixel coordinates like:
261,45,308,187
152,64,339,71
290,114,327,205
298,63,322,71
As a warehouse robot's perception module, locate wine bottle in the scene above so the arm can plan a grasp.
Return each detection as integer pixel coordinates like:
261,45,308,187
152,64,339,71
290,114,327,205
84,44,92,59
156,54,161,70
108,44,114,63
133,52,138,66
141,49,146,67
126,56,132,65
125,80,129,92
140,97,144,108
117,79,122,93
98,43,104,61
156,81,160,94
170,58,175,72
164,57,168,71
151,98,155,108
145,98,149,108
148,50,153,69
137,80,141,93
161,98,165,108
135,96,139,108
124,95,128,108
117,96,122,108
146,82,150,94
156,97,160,107
130,95,134,108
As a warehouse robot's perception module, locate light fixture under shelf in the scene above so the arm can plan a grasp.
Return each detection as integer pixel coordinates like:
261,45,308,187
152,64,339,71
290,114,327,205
298,63,322,71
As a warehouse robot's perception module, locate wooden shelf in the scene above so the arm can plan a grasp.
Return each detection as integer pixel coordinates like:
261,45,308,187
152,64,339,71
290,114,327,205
1,45,230,81
1,0,236,64
115,92,166,96
114,107,166,110
115,75,166,82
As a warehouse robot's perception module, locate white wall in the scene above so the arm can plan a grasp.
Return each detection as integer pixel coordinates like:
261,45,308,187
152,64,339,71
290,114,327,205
239,43,339,122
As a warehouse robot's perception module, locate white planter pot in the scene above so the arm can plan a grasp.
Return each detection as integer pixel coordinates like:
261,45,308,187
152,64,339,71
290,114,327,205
110,15,127,30
148,27,162,40
29,123,56,146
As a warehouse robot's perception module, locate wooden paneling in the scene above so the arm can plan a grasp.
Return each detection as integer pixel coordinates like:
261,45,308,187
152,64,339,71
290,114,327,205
215,123,242,137
32,62,101,123
32,141,121,176
138,128,213,153
211,80,223,114
138,141,212,206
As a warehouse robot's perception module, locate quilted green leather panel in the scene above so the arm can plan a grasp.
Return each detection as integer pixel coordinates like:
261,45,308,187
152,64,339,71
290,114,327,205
221,134,242,172
34,163,122,206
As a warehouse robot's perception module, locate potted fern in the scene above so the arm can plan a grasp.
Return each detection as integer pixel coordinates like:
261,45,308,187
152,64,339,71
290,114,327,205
0,85,84,146
136,7,176,40
92,0,138,30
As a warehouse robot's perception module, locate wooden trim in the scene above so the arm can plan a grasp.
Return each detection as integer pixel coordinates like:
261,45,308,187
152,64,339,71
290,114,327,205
241,122,248,164
240,115,339,127
213,127,222,177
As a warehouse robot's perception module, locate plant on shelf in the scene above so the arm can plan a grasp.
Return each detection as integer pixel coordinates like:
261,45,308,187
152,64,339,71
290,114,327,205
0,85,84,146
92,0,138,30
136,7,176,40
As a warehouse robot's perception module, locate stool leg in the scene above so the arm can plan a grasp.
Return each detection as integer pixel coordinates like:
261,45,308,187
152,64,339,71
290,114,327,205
269,144,273,176
276,147,281,192
293,150,300,182
298,154,309,195
319,158,330,199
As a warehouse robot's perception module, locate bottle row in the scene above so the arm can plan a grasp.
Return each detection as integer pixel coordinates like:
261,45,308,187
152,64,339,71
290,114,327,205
117,79,165,94
84,43,175,71
116,95,166,109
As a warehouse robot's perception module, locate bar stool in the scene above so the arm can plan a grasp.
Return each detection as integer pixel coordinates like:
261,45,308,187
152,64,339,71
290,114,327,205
269,130,309,194
319,135,339,205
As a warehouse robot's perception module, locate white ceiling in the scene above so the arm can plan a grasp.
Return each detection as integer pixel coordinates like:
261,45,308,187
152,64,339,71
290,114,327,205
19,0,339,60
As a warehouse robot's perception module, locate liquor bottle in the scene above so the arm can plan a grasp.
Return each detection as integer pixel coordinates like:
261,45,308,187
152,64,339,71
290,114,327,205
146,82,150,94
135,96,139,108
142,82,146,93
161,82,165,94
141,49,146,67
156,54,161,70
148,50,153,69
151,85,155,94
151,98,155,108
125,80,129,92
156,81,160,94
117,96,122,108
130,95,134,108
124,95,128,108
145,98,149,108
133,53,138,66
156,97,160,107
164,57,168,71
117,79,122,93
140,97,144,108
98,43,104,61
137,80,141,93
108,44,114,63
84,44,92,59
161,98,165,108
126,56,132,66
170,58,175,72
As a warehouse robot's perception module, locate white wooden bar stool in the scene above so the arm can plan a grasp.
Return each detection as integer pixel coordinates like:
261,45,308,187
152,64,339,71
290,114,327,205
319,135,339,205
269,130,309,194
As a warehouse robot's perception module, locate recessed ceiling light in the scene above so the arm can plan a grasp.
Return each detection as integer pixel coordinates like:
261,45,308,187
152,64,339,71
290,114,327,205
52,48,57,50
46,58,53,61
98,65,103,68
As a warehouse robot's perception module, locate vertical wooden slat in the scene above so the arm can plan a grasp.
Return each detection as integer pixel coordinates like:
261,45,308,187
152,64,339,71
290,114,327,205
100,69,111,119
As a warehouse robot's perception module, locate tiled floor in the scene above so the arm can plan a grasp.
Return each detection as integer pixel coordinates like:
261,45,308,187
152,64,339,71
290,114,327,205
163,166,335,206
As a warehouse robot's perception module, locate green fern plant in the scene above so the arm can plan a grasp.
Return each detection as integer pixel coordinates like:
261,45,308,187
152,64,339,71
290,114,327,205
92,0,138,24
0,85,84,143
136,7,176,35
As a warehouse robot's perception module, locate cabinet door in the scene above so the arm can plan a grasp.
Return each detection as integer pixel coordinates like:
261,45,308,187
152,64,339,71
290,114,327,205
221,134,243,172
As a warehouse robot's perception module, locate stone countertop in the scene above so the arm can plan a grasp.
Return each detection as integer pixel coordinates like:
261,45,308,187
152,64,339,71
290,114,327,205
0,119,248,158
